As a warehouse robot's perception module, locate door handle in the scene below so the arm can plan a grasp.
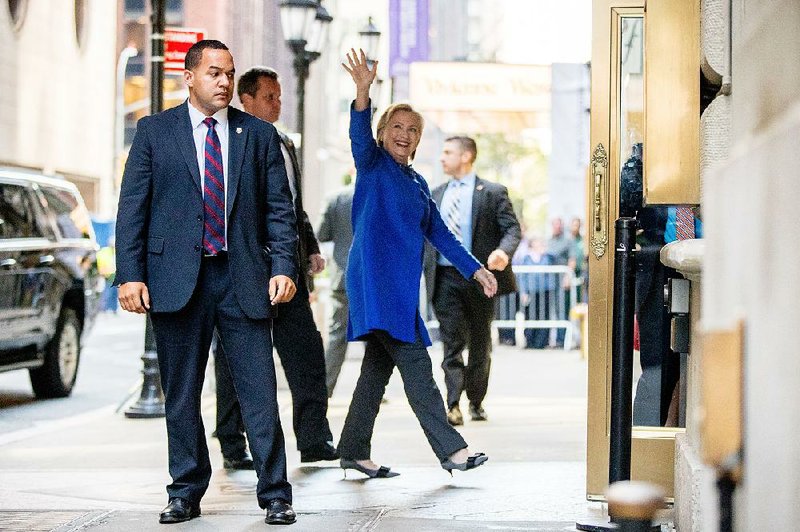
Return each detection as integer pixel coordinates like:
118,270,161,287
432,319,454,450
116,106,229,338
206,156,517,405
589,143,609,259
1,258,17,268
39,255,55,265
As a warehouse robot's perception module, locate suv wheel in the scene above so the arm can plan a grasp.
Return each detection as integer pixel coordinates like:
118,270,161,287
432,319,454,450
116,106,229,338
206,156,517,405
29,308,81,398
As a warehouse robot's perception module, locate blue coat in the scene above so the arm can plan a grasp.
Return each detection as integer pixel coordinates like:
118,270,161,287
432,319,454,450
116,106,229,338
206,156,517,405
346,106,481,345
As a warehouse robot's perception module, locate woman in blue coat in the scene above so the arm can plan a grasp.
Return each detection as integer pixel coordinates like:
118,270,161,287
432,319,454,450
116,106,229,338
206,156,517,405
337,50,497,478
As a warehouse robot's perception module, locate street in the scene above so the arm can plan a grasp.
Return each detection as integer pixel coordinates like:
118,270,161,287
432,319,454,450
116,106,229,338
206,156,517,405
0,312,618,531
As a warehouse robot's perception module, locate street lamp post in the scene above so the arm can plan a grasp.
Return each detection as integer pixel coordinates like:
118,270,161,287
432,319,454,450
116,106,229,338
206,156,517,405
125,0,166,419
358,17,382,113
358,16,381,69
279,0,333,170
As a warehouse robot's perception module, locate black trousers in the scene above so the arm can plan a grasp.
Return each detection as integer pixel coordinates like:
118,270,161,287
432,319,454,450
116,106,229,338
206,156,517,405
633,245,680,426
150,254,290,507
214,277,333,455
338,330,467,462
433,266,494,409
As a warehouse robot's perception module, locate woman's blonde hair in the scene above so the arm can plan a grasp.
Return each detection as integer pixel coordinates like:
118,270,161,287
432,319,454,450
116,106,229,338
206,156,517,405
375,103,425,160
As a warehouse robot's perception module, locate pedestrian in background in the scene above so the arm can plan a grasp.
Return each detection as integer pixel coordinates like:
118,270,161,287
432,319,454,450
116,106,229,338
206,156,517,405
211,66,338,472
317,185,355,397
424,136,521,426
546,217,575,347
115,41,298,524
337,49,494,478
516,237,555,349
568,217,587,303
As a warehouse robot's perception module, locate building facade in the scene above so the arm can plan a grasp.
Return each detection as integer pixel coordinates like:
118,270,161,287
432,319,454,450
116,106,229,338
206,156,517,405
0,0,117,215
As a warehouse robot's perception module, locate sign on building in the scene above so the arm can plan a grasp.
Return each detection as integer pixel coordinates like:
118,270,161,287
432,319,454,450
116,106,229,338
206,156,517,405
164,28,205,73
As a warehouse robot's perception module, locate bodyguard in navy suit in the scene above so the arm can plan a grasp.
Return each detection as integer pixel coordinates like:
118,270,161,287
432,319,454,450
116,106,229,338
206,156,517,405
115,41,298,525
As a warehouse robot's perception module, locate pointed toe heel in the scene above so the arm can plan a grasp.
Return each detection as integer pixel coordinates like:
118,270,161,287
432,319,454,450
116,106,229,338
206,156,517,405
441,452,488,474
340,458,400,478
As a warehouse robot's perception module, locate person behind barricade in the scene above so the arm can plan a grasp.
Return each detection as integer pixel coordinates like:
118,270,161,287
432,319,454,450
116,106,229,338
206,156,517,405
568,217,587,303
337,49,495,478
516,237,556,349
546,217,575,347
497,225,529,346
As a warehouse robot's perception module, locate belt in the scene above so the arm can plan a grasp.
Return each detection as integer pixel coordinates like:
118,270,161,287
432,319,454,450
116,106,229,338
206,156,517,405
203,250,228,259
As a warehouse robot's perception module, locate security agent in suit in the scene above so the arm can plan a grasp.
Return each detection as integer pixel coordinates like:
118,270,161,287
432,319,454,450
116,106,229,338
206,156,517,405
115,41,297,525
316,186,354,396
211,66,338,467
424,136,522,426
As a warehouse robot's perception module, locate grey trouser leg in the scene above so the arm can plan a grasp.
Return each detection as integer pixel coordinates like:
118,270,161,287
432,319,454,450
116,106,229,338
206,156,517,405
324,290,349,396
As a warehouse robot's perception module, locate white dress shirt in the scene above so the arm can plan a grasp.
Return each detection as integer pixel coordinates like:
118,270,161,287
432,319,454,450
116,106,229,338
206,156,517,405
188,100,229,248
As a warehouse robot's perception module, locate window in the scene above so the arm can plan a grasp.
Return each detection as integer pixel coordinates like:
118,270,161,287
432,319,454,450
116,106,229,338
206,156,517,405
0,183,42,239
39,187,91,239
7,0,27,30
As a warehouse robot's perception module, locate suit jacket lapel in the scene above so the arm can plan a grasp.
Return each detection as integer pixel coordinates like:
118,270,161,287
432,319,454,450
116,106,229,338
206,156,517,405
173,102,202,192
226,108,247,220
279,133,303,214
471,176,485,248
433,184,445,205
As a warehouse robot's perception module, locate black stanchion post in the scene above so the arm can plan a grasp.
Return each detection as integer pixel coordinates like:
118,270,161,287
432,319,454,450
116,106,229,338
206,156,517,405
578,218,663,532
609,217,637,486
125,0,166,419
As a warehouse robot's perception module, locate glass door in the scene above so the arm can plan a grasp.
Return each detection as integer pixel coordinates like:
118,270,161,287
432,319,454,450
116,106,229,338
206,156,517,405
586,0,680,500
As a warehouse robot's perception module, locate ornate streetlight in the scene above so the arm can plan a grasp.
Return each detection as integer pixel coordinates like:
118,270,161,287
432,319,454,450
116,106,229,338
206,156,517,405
358,16,381,68
279,0,333,169
358,17,382,112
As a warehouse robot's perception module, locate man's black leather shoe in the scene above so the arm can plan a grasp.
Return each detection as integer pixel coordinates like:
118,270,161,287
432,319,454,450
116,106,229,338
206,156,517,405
300,441,340,463
223,452,254,470
265,498,296,525
469,403,488,421
159,497,200,524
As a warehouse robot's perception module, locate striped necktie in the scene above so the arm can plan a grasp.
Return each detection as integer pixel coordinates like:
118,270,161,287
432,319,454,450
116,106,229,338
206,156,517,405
202,117,226,255
675,207,695,240
445,181,463,241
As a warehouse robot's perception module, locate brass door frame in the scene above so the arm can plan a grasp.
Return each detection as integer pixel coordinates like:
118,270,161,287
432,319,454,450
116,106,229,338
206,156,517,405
586,0,683,501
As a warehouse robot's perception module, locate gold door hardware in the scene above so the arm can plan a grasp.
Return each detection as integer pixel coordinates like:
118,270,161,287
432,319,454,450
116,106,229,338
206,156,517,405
590,142,609,259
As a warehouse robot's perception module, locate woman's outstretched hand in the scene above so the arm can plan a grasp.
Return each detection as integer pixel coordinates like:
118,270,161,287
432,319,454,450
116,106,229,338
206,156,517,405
473,266,498,298
342,48,377,112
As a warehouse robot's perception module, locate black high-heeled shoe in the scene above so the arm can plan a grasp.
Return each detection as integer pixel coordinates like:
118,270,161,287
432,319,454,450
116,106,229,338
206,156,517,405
440,452,488,476
340,458,400,478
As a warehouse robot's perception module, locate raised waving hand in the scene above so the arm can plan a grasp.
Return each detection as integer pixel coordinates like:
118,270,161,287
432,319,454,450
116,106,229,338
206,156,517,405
342,48,377,112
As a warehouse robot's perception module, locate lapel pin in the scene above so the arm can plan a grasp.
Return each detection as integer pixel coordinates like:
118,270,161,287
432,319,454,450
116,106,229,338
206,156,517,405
477,184,484,191
236,127,243,134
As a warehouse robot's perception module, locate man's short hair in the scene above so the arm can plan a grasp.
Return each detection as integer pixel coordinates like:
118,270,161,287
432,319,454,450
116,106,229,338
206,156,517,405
237,67,279,99
445,136,477,163
185,39,229,71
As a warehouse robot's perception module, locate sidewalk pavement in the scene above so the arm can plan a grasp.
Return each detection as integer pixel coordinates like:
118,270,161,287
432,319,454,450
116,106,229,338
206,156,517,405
0,335,614,531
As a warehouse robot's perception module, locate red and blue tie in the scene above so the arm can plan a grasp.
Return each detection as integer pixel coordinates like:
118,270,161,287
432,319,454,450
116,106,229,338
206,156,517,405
202,117,225,255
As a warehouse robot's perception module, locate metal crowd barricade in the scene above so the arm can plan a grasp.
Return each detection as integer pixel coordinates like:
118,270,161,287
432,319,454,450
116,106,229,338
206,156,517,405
420,264,581,351
493,264,578,350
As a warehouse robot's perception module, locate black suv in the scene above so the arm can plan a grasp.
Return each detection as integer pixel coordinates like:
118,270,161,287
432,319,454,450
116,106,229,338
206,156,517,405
0,168,100,398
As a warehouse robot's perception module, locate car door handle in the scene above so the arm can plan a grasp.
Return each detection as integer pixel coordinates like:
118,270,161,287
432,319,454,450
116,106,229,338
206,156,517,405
39,255,55,265
0,258,17,268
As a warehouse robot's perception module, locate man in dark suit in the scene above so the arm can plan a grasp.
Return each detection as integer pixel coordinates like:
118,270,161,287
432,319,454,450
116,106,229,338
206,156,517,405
115,41,297,525
424,136,521,426
316,185,354,396
210,66,338,468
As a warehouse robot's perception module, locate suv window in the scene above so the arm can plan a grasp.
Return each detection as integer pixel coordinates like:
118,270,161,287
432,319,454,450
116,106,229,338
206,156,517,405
39,186,92,239
0,182,43,239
